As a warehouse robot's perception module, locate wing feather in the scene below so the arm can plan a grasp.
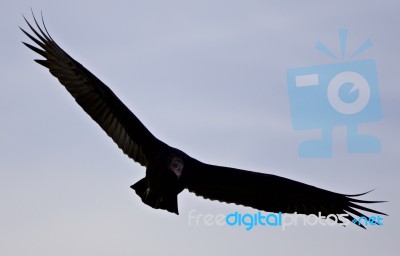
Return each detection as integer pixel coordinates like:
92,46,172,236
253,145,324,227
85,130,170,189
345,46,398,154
185,162,387,227
21,13,167,167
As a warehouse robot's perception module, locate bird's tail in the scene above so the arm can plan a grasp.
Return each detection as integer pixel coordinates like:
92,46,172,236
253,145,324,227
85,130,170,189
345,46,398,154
131,178,179,214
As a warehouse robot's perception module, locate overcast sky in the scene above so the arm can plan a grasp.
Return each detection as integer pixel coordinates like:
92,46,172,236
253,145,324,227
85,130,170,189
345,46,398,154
1,1,399,255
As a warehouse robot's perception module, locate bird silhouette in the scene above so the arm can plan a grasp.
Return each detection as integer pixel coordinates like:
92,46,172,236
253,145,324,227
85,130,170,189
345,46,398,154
20,13,387,228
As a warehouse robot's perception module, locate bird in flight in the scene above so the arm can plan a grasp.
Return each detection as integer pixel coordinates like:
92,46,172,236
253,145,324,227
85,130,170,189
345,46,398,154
20,13,386,228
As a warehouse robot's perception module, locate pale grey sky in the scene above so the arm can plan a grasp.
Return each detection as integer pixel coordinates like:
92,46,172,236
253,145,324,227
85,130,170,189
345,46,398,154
1,1,399,255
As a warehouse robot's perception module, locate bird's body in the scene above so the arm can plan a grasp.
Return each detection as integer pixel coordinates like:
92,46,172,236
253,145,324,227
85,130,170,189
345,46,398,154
132,148,187,214
21,13,387,228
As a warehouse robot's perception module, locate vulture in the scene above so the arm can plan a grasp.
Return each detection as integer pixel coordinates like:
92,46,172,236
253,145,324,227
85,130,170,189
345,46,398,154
20,13,387,228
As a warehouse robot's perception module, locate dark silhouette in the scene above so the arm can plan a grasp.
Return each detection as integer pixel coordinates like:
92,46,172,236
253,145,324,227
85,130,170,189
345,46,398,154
21,13,386,228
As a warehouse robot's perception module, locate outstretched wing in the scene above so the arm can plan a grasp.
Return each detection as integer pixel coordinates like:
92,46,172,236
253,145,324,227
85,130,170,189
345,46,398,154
185,162,387,228
20,14,167,167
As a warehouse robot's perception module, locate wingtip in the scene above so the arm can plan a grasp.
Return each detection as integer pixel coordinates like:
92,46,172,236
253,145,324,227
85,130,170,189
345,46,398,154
21,12,28,23
345,189,375,197
34,59,49,67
